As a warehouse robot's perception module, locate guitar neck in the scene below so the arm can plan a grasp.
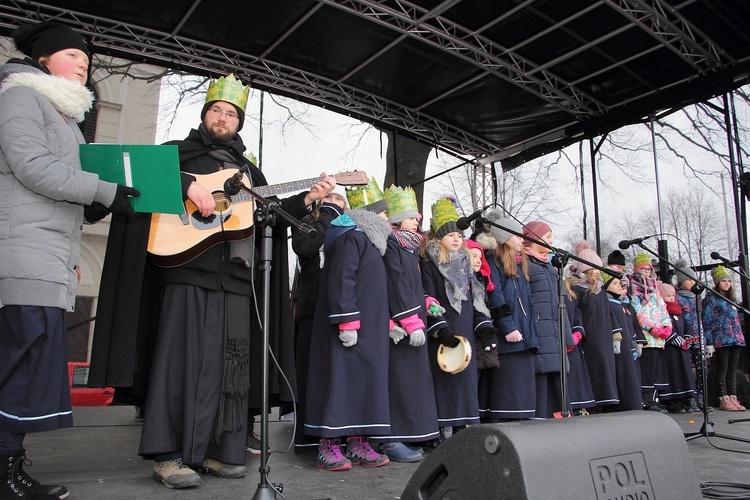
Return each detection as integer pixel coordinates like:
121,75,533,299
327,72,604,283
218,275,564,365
254,176,325,198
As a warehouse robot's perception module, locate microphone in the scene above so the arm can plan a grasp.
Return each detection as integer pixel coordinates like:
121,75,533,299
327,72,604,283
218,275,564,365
223,171,244,196
710,251,733,265
618,235,655,250
456,205,492,231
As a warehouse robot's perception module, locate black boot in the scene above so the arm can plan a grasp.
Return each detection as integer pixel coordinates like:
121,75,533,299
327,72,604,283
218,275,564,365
0,450,67,499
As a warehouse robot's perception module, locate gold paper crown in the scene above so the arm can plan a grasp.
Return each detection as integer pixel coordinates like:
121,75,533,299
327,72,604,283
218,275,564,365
430,197,460,236
205,73,249,113
346,177,384,210
384,185,420,221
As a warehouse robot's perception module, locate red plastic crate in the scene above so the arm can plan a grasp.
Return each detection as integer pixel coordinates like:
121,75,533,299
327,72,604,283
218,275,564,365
68,362,114,407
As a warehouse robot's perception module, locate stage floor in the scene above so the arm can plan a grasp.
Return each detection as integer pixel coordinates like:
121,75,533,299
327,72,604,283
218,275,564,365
22,406,750,499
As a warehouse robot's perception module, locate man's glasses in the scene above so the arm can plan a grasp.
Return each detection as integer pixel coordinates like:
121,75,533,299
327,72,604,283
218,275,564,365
208,106,239,120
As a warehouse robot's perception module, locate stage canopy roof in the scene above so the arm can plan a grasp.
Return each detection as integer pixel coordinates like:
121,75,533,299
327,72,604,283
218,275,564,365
2,0,750,169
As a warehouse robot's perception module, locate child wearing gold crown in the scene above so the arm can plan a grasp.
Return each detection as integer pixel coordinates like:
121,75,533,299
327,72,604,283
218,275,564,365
703,266,746,411
421,196,493,443
371,185,440,463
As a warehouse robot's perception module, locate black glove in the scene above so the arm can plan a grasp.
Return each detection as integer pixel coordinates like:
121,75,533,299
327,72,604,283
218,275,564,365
477,327,499,351
83,202,110,223
436,328,461,348
108,185,140,216
490,304,512,320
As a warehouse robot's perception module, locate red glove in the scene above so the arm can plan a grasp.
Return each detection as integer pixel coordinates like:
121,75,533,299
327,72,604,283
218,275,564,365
567,331,583,352
660,326,673,339
650,326,666,339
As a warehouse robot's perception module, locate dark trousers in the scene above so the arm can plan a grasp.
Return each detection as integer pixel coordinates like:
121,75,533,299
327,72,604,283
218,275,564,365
714,345,742,396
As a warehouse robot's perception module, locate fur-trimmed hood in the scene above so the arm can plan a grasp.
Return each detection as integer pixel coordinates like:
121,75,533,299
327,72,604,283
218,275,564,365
0,62,93,122
475,231,498,251
327,209,392,256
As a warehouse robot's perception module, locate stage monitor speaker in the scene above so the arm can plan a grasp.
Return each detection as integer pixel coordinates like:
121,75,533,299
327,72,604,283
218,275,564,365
402,411,701,500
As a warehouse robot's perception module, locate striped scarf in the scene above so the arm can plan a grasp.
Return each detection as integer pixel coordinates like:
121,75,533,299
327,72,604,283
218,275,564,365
392,228,423,251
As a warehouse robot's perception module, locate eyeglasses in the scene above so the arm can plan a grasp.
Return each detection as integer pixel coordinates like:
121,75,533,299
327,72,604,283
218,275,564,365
208,106,239,120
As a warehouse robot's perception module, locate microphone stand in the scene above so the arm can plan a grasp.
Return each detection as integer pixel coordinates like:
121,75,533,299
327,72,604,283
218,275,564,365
234,181,316,500
475,216,621,418
628,242,750,444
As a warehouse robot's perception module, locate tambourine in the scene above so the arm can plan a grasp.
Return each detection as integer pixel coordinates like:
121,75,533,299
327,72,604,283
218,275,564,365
437,335,472,374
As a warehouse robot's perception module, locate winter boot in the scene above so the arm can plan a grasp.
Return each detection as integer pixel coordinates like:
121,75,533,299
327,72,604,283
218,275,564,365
153,458,202,489
345,436,389,467
201,458,247,479
729,395,746,411
1,450,65,499
719,395,740,411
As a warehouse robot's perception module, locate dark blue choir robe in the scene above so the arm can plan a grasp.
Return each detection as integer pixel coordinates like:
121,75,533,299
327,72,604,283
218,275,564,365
607,295,643,411
380,236,440,443
571,285,619,406
305,225,390,438
421,260,489,428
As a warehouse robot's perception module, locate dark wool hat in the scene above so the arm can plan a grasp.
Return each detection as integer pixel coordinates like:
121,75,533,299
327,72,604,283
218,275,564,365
607,250,626,267
13,22,90,61
435,220,460,240
364,198,388,215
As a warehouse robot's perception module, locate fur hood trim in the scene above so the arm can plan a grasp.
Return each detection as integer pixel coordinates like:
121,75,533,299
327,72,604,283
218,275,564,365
345,208,392,256
1,71,93,122
475,232,498,251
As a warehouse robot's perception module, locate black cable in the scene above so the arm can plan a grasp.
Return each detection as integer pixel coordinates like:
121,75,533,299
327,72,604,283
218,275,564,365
700,480,750,499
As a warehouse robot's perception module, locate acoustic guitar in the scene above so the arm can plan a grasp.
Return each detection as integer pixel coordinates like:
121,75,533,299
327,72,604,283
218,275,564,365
147,170,368,267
